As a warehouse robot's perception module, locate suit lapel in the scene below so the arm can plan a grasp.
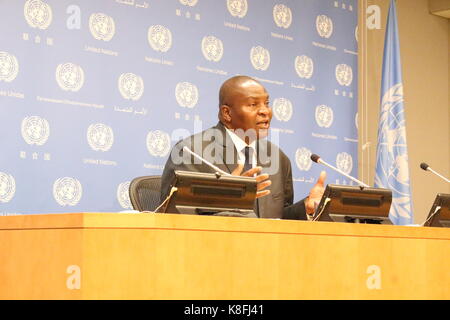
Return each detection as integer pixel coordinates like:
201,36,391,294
256,139,272,170
212,122,239,174
256,139,274,218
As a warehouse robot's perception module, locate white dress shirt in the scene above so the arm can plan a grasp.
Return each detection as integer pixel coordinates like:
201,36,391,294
225,127,257,170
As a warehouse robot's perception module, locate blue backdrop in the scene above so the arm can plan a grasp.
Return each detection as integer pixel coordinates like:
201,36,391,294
0,0,358,214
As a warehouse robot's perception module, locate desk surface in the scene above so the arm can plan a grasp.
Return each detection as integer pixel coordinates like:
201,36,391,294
1,213,449,299
1,211,449,238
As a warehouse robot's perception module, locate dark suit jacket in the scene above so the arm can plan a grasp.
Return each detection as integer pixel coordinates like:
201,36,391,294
160,122,307,220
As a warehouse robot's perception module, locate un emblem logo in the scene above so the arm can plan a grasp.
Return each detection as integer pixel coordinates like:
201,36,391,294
336,152,353,175
175,82,199,108
295,147,312,171
89,13,115,42
273,4,292,29
201,36,224,62
316,15,333,38
315,105,334,128
180,0,198,6
227,0,248,18
87,123,114,152
56,63,84,92
0,52,19,82
250,46,270,71
148,25,172,52
272,98,293,122
146,130,171,157
0,172,16,203
53,177,82,207
21,116,50,146
24,0,52,30
118,73,144,101
295,55,314,79
117,181,132,209
335,64,353,86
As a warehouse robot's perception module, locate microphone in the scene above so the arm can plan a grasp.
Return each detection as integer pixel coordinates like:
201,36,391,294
420,162,450,183
182,146,232,177
310,153,370,187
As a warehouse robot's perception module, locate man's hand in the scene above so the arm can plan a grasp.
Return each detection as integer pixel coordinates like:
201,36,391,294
232,164,271,199
305,171,327,215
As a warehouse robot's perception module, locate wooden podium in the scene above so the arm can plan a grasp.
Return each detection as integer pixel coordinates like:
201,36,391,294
1,212,450,299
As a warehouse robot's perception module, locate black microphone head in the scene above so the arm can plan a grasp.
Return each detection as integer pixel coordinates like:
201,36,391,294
420,162,429,171
310,154,320,163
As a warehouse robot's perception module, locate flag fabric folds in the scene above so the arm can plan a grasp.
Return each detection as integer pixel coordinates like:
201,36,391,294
374,0,414,225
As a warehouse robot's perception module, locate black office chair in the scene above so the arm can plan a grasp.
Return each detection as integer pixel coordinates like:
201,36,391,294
129,176,162,212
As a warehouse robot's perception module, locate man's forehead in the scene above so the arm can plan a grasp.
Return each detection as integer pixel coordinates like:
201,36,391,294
233,80,268,96
238,79,261,89
219,76,269,105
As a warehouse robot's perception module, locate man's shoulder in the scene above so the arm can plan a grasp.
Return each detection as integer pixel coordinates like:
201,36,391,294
173,123,223,146
259,139,290,160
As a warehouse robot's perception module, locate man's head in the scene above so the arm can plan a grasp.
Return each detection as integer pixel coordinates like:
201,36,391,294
218,75,272,142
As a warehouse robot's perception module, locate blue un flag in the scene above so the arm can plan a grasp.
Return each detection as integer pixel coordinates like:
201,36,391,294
374,0,414,225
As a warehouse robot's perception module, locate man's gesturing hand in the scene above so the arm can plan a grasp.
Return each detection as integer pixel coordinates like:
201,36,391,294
305,171,327,215
232,164,271,199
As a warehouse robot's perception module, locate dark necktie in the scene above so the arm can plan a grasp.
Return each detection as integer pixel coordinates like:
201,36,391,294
243,146,252,173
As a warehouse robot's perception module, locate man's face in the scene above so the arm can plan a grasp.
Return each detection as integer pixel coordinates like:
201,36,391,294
223,80,272,140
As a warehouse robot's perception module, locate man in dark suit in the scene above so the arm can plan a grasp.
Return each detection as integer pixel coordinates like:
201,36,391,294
160,75,326,220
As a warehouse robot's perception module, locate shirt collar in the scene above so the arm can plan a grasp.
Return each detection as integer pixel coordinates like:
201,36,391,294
225,127,257,153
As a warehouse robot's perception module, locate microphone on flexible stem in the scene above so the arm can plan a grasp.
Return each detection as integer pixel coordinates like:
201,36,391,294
420,162,450,183
182,146,232,177
310,153,370,188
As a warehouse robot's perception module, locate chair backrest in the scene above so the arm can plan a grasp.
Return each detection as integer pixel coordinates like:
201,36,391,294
129,176,162,212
